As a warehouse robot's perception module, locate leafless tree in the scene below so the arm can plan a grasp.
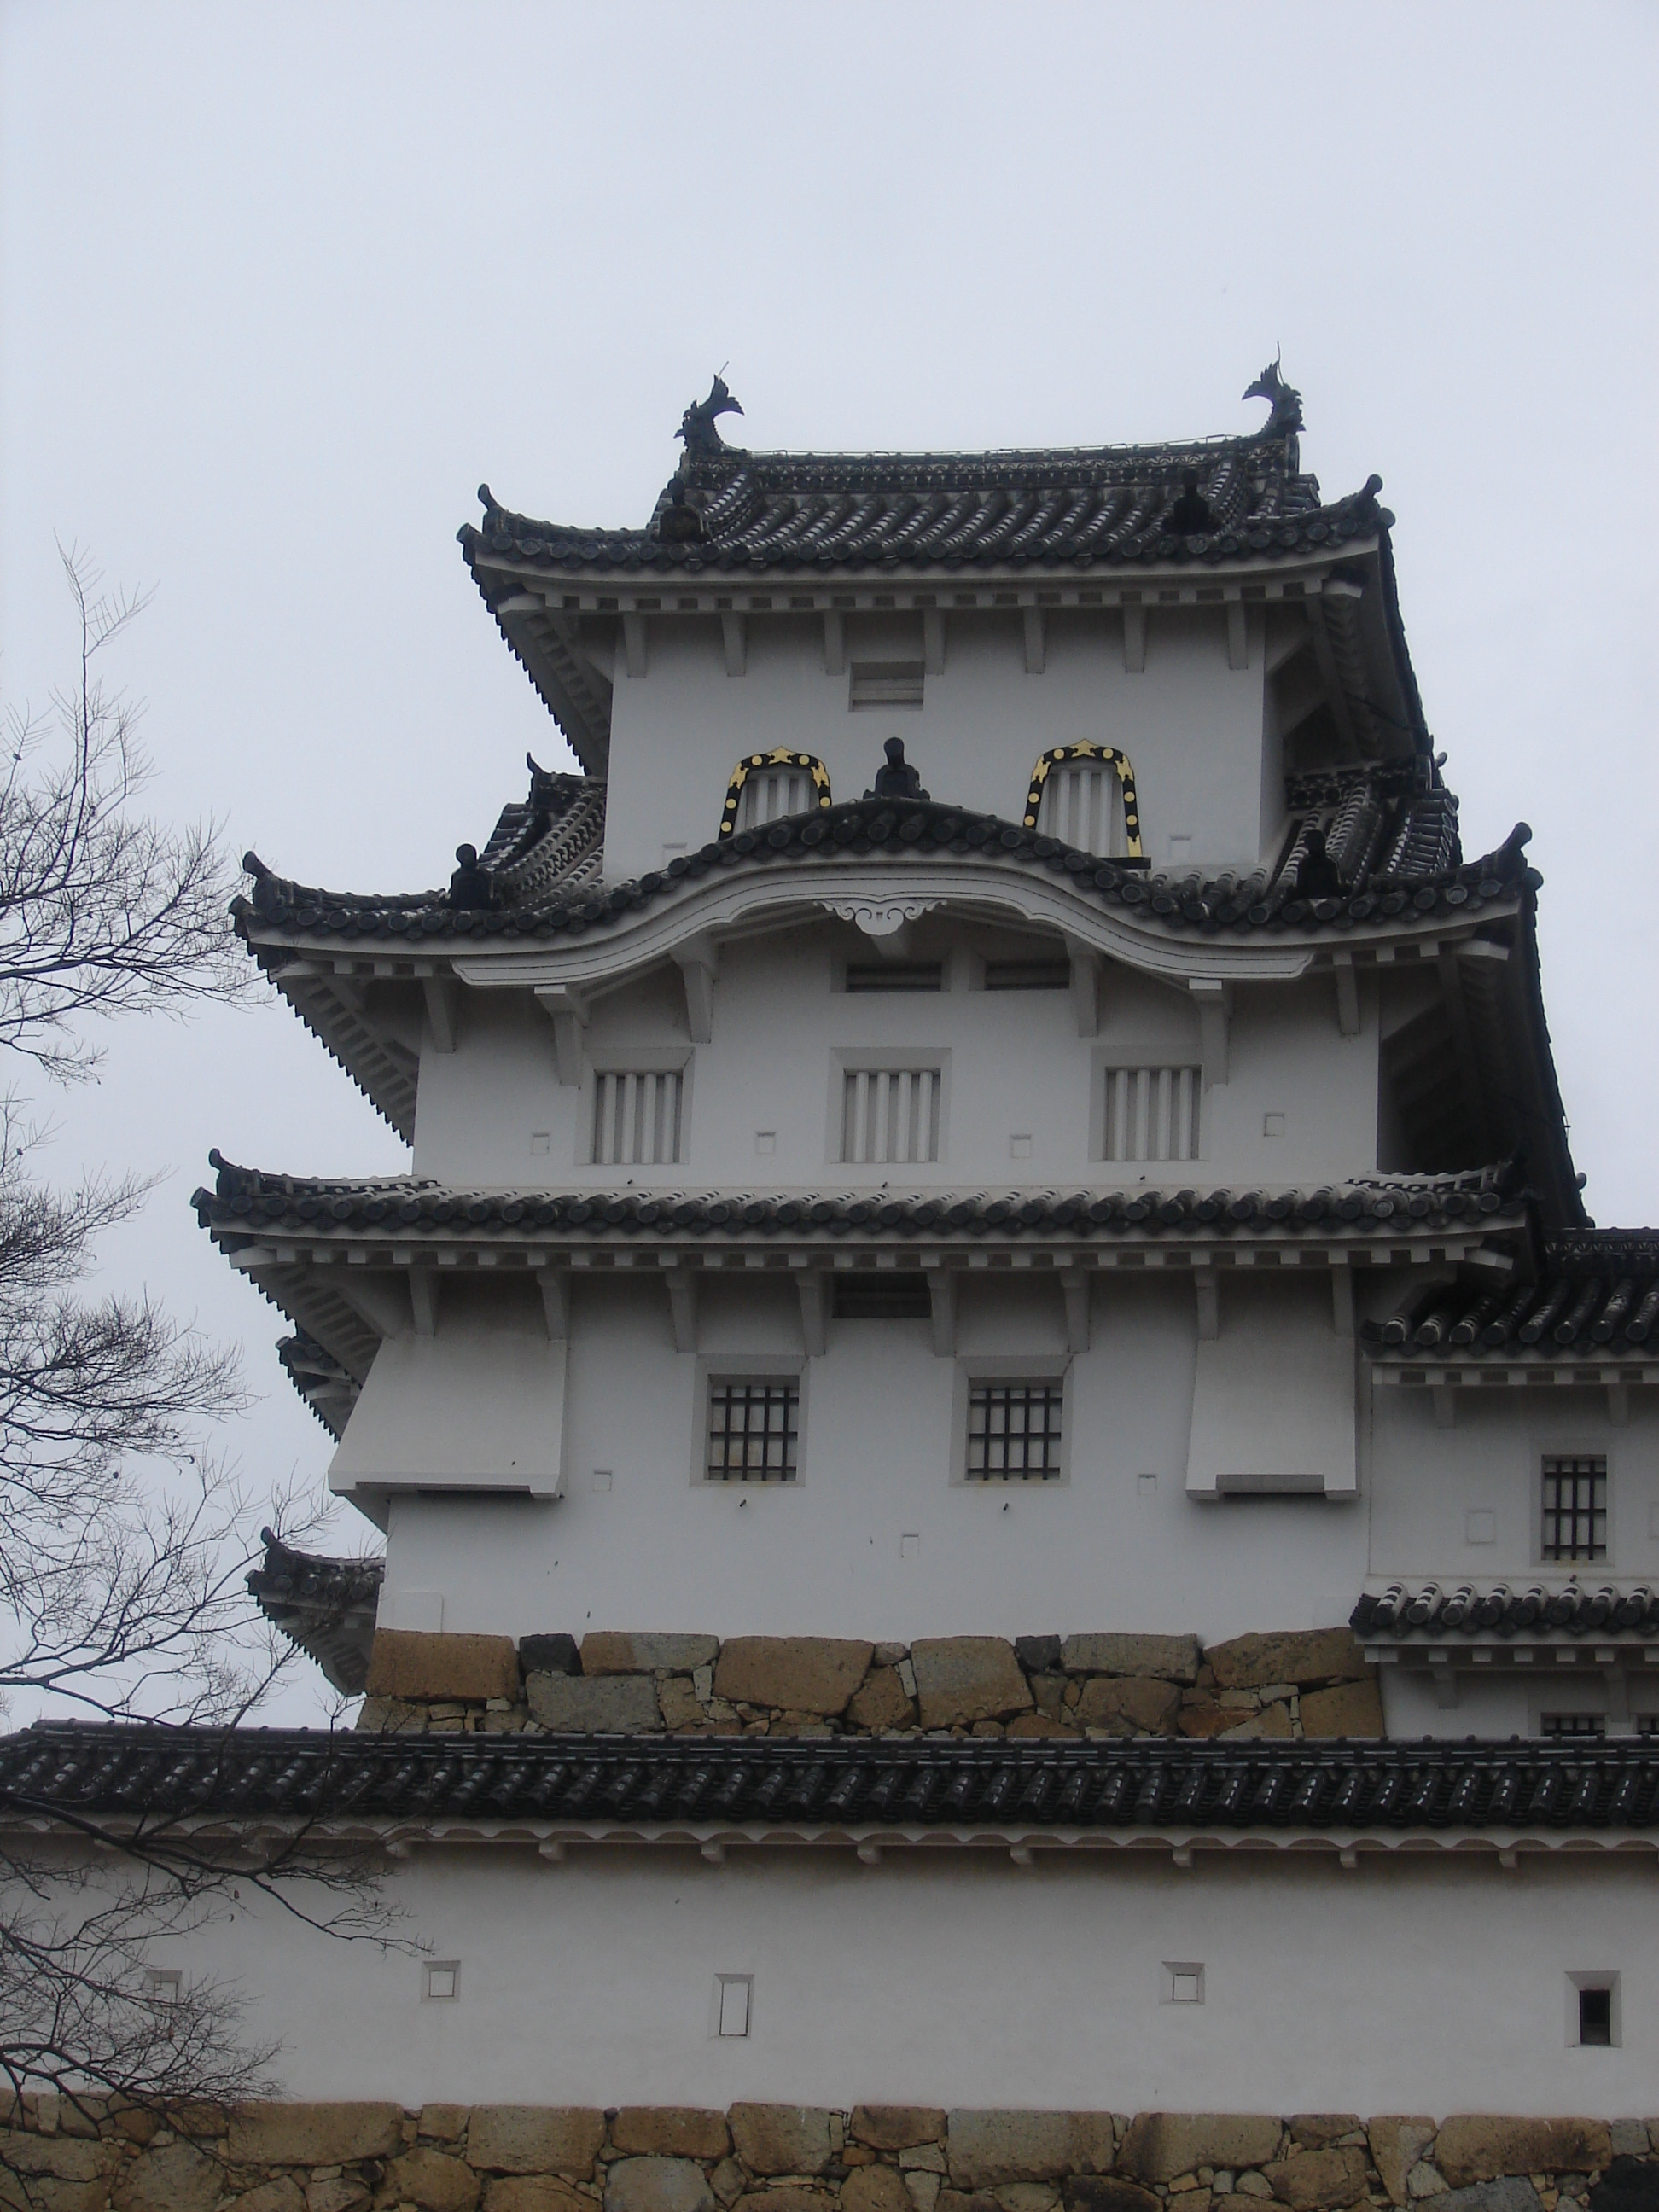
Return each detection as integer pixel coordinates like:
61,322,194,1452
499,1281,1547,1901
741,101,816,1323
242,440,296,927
0,550,393,2128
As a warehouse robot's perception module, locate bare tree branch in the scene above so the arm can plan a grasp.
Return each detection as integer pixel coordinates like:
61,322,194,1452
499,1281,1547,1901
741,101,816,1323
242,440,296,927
0,552,393,2119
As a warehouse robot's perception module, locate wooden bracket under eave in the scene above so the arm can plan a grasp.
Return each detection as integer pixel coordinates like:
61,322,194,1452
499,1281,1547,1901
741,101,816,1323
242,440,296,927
1022,607,1045,675
1060,1271,1091,1353
534,985,588,1086
796,1273,828,1359
1332,951,1361,1038
926,1267,957,1358
674,936,719,1043
1121,603,1146,673
422,975,459,1053
665,1269,698,1353
1189,978,1231,1087
720,611,747,677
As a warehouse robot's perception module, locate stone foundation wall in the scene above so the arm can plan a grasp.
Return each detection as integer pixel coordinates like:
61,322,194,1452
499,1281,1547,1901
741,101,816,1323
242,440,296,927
1,2099,1651,2212
358,1628,1384,1741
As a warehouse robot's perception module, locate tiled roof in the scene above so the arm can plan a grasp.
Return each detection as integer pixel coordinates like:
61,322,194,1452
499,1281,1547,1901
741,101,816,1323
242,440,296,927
456,374,1391,582
1354,1582,1659,1640
245,1530,382,1696
195,1157,1527,1245
236,788,1524,951
461,463,1384,581
8,1722,1659,1838
1369,1234,1659,1359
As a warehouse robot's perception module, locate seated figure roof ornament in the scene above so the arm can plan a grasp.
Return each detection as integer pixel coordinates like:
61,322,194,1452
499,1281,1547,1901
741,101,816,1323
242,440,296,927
864,736,929,802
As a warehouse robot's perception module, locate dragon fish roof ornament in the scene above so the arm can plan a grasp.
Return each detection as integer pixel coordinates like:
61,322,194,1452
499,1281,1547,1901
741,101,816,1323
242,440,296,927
1244,356,1304,443
677,373,744,460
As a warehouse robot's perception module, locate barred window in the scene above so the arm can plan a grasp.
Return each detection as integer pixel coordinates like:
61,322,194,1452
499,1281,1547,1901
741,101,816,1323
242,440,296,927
1541,1455,1606,1561
966,1379,1065,1481
706,1379,799,1483
1037,761,1126,858
737,766,817,830
1541,1714,1605,1740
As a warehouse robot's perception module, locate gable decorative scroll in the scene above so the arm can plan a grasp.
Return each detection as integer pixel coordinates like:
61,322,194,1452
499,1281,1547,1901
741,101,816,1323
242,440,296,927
1023,743,1143,860
718,748,832,839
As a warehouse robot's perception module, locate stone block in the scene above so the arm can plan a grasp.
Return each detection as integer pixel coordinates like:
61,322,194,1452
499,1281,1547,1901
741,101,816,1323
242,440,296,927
1007,1714,1075,1738
1435,2186,1545,2212
728,2106,836,2177
1369,2124,1439,2207
946,2112,1115,2186
1016,1637,1062,1674
469,2107,607,2177
113,2140,220,2212
1220,1705,1292,1741
308,2182,374,2212
1300,1682,1385,1738
847,1668,917,1733
227,2103,405,2167
852,2110,949,2151
913,1643,1034,1730
711,2161,748,2208
939,2195,999,2212
524,1673,661,1732
1588,2155,1659,2212
734,2194,835,2212
228,2185,307,2212
1175,1706,1240,1739
364,1630,519,1703
0,2135,107,2181
583,1632,721,1675
1204,1632,1368,1692
355,1695,428,1733
658,1677,707,1730
606,2157,716,2212
613,2113,732,2161
484,2186,594,2212
377,2148,481,2212
1061,1635,1202,1685
1605,2128,1653,2163
1262,2148,1370,2209
844,2171,917,2212
910,2176,945,2212
1062,2184,1160,2212
1074,1677,1180,1735
996,2189,1058,2212
715,1641,874,1717
1288,2122,1365,2152
518,1634,579,1676
1435,2122,1610,2190
420,2105,471,2144
1119,2119,1283,2186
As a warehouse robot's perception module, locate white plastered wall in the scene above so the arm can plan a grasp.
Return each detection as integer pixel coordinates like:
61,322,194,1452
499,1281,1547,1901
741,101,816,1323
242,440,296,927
113,1844,1656,2114
602,608,1267,882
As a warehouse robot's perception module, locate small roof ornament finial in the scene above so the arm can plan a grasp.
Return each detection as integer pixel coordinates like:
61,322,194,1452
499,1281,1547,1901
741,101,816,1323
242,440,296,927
1243,353,1304,441
864,736,930,802
678,372,744,459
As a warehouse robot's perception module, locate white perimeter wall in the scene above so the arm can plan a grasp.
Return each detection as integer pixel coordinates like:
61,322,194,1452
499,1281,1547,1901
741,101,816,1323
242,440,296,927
130,1844,1653,2115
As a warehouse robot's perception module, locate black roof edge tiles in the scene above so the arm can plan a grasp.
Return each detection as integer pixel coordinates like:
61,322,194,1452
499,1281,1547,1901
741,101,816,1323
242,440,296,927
1354,1580,1659,1640
191,1156,1531,1243
9,1721,1659,1836
1367,1231,1659,1358
235,793,1535,949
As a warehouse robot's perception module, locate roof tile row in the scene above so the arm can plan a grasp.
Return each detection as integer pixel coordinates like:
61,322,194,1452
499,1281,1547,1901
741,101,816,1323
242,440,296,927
238,792,1528,949
195,1159,1525,1243
7,1722,1658,1834
1355,1582,1659,1639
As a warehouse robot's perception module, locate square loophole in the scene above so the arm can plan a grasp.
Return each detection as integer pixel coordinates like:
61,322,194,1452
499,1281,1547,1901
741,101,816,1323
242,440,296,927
143,1969,182,2005
423,1961,460,2002
1163,1961,1205,2005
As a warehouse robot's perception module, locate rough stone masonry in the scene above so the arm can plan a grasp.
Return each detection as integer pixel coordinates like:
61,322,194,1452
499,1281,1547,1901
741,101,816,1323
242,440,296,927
2,2098,1653,2212
357,1627,1384,1743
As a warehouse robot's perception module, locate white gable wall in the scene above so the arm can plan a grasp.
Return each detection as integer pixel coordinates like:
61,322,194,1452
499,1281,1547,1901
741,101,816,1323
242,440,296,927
602,608,1267,882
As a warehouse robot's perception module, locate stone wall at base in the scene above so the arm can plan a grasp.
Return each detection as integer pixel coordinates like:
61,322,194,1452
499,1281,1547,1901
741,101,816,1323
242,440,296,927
1,2099,1651,2212
357,1627,1383,1742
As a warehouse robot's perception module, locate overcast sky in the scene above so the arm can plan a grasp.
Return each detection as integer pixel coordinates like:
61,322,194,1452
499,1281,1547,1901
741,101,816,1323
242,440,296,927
2,2,1656,1723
